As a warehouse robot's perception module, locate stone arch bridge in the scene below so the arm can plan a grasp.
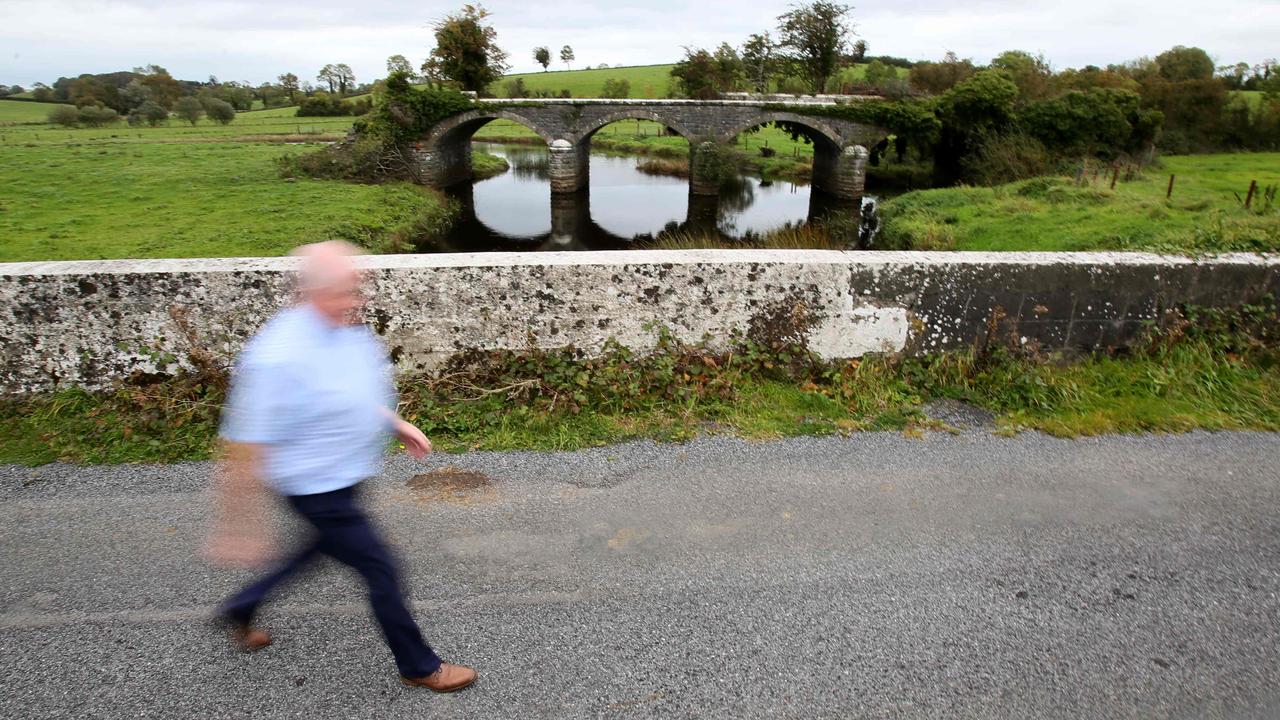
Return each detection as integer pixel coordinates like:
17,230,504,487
412,99,889,202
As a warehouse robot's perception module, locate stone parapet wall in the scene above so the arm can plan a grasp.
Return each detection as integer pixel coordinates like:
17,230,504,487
1,250,1276,393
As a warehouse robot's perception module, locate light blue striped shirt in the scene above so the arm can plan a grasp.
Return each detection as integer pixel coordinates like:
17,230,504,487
220,304,396,496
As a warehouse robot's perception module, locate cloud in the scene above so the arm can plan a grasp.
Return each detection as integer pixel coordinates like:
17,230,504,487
0,0,1275,86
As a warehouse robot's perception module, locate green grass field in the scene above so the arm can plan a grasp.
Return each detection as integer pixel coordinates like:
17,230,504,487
0,98,74,124
490,64,677,98
880,153,1280,253
0,142,452,261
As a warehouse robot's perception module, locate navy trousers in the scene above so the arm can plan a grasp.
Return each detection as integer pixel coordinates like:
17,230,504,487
221,484,442,678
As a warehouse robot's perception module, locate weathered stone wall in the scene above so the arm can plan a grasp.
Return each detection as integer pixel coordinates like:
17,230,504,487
1,250,1277,394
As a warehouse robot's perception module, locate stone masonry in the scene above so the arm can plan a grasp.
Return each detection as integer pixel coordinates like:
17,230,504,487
2,250,1277,393
411,99,888,201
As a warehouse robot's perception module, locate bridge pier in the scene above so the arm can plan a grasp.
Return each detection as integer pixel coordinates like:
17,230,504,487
549,190,590,246
812,144,869,203
689,141,724,196
548,139,589,194
414,137,474,187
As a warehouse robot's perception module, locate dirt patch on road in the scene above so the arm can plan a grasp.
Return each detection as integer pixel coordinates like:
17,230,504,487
405,467,497,506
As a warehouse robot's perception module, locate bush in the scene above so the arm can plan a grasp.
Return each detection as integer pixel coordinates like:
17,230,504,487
174,96,205,125
503,78,529,98
296,95,355,117
129,101,169,127
204,98,236,125
601,78,631,98
961,131,1052,186
77,105,119,127
48,105,80,127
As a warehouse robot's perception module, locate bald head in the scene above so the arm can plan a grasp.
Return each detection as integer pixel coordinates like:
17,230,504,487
291,241,365,325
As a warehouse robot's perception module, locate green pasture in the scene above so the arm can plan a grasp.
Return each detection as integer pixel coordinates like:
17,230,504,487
0,141,451,261
880,153,1280,253
0,98,75,124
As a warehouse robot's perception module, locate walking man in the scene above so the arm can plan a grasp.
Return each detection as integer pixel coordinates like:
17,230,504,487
205,241,475,693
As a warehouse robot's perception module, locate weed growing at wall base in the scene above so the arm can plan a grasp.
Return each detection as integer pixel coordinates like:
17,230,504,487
2,304,1278,466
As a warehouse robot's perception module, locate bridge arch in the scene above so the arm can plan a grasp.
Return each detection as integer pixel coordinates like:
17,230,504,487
422,108,556,147
716,111,848,151
414,109,556,188
571,109,699,145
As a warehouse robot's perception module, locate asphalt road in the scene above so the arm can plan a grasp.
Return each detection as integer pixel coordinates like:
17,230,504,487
2,430,1278,719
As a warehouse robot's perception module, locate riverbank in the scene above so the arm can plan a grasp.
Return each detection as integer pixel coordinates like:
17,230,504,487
878,153,1280,253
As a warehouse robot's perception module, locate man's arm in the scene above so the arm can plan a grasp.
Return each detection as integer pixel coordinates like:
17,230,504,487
204,440,275,567
380,407,433,458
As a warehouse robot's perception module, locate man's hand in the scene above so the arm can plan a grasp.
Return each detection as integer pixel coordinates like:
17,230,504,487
205,441,275,568
393,418,433,458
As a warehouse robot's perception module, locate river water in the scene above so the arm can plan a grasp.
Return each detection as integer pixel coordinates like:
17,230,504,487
427,142,862,252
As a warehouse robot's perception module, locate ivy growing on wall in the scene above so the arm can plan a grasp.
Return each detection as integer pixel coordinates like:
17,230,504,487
354,71,477,146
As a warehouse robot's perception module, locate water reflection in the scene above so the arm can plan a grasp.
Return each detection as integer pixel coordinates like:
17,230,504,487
429,142,858,252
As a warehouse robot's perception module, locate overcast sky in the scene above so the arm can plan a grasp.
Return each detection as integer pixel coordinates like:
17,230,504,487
1,0,1276,87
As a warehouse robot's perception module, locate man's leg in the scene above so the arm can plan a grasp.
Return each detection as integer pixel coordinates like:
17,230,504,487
293,486,442,679
221,543,320,626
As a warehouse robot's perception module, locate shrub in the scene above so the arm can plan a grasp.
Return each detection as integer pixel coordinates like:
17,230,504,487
961,131,1052,186
503,78,528,98
48,105,80,127
204,98,236,125
296,94,354,117
601,78,631,98
77,105,119,127
174,96,205,125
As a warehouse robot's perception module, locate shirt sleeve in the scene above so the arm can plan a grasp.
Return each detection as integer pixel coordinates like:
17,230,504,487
375,340,399,433
219,355,290,445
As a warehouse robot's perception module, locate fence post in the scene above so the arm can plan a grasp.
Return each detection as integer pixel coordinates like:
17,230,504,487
1110,163,1119,190
1166,174,1175,199
1245,180,1258,209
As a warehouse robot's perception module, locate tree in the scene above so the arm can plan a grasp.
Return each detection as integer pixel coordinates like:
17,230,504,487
990,50,1053,102
423,4,511,92
863,59,896,86
204,98,236,125
139,67,182,108
534,46,551,71
741,32,777,93
713,42,745,92
278,73,300,102
908,51,976,94
776,1,854,93
32,84,53,102
850,39,868,63
120,79,153,110
129,100,169,127
671,47,724,99
933,69,1020,182
1155,46,1214,82
317,64,338,94
174,96,205,125
560,45,575,70
334,64,356,94
386,55,414,78
48,105,80,127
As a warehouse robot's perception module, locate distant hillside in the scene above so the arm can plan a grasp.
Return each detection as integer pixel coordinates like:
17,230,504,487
490,64,676,98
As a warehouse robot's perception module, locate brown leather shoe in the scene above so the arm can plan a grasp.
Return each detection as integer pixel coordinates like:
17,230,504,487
401,663,477,693
228,623,272,652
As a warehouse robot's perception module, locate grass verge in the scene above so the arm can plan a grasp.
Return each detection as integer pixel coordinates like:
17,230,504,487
879,153,1280,253
2,304,1276,466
